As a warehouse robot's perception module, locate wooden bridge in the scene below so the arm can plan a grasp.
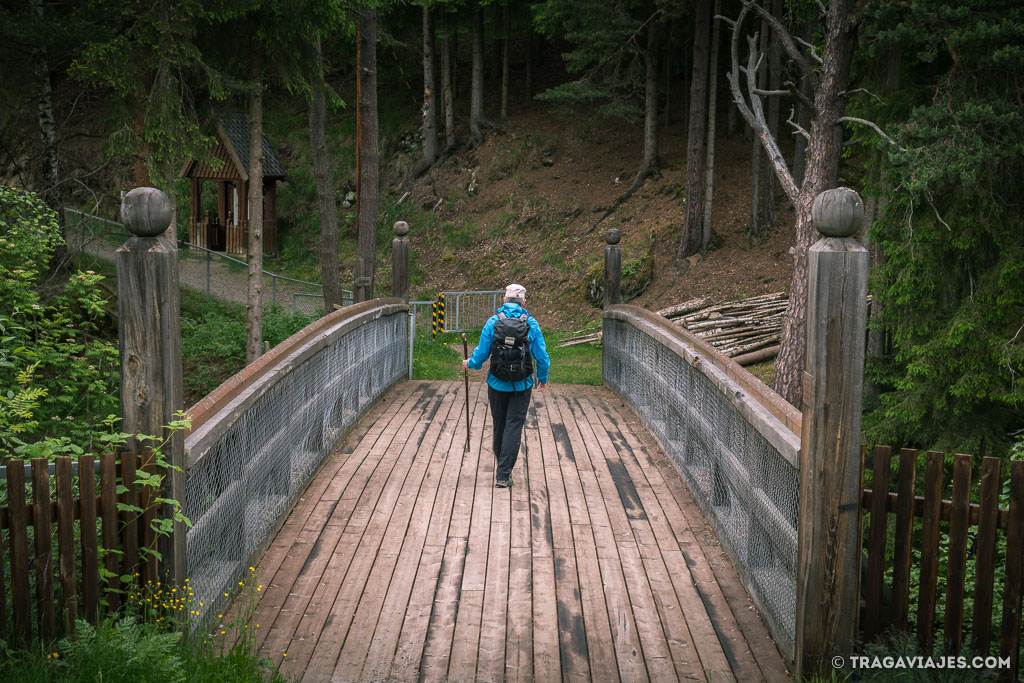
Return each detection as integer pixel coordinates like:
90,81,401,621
9,188,1022,682
106,189,879,681
244,381,787,681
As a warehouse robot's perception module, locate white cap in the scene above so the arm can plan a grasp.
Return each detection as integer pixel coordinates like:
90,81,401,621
505,283,526,299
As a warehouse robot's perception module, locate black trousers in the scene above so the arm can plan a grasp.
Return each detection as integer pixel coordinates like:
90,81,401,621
487,385,532,480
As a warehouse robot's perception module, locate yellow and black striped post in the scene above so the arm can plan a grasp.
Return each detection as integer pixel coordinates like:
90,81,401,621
431,293,446,341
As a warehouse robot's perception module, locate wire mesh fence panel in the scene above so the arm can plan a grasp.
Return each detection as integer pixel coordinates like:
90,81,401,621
181,305,408,630
410,301,434,337
64,208,353,313
603,311,800,661
442,291,505,333
64,208,129,269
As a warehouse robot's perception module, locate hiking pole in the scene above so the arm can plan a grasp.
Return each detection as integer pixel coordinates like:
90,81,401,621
461,333,471,452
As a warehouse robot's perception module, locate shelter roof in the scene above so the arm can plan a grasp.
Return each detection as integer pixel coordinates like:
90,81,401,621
179,114,287,181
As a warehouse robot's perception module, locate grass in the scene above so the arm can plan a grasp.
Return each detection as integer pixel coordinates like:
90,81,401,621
412,329,603,386
411,331,464,381
748,360,775,386
179,288,313,402
0,570,282,683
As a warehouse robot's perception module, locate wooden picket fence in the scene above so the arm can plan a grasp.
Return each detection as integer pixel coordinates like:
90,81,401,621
861,447,1024,677
0,452,163,645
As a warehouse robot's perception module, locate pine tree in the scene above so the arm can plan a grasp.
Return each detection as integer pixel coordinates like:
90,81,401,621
857,0,1024,456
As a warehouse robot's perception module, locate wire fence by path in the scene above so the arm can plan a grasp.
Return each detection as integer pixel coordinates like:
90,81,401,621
65,208,351,315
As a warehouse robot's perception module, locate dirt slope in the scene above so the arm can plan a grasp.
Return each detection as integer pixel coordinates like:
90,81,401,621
400,105,796,332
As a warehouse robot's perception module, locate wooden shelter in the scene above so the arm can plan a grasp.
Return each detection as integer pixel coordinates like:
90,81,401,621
179,115,287,255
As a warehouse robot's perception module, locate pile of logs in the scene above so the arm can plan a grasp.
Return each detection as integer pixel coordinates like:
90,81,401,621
556,292,788,366
655,292,786,365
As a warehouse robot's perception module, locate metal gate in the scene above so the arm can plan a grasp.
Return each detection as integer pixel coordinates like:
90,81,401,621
410,290,505,336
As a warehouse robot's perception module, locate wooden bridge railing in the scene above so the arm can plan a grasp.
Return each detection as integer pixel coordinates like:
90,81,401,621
181,298,409,628
604,189,870,675
109,192,416,632
602,304,802,661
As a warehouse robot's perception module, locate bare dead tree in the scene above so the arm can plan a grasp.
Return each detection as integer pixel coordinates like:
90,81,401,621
724,0,868,407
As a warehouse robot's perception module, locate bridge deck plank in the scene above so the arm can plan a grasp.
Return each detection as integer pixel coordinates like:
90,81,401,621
604,396,790,682
251,383,427,653
239,381,789,681
275,382,440,680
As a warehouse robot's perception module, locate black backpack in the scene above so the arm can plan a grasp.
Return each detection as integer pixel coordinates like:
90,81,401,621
489,311,533,381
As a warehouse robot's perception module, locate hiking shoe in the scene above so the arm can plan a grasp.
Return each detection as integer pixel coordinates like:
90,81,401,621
496,477,513,488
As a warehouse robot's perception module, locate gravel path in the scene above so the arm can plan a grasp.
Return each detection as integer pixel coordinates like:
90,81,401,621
70,229,327,316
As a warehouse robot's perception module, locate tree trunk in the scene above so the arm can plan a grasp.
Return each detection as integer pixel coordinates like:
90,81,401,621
500,3,509,119
759,0,782,229
727,92,739,137
489,4,500,84
355,8,379,303
662,20,673,128
442,31,456,153
635,23,659,186
792,21,814,188
702,0,721,251
772,0,858,407
680,36,690,130
310,35,340,314
469,0,487,147
32,0,64,272
678,0,712,260
749,16,769,237
750,135,762,236
245,40,264,365
422,6,439,163
405,6,439,187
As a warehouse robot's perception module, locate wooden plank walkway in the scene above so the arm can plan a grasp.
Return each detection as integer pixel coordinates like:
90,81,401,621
244,381,790,681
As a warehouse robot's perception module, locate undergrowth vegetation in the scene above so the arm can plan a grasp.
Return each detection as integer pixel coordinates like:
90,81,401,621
413,328,602,386
180,290,312,403
0,569,282,683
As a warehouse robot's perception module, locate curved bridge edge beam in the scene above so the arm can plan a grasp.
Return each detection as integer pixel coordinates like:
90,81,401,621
603,305,800,466
184,299,409,469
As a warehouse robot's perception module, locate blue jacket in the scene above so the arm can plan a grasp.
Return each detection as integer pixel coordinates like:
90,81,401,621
467,303,550,392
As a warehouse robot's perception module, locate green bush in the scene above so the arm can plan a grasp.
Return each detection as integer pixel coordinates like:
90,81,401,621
180,291,314,400
0,186,120,456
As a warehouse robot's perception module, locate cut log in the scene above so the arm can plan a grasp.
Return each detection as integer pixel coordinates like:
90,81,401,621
733,345,780,366
556,331,602,347
656,296,712,319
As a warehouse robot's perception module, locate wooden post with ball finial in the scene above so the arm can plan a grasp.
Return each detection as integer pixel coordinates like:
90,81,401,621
116,187,186,589
795,187,869,677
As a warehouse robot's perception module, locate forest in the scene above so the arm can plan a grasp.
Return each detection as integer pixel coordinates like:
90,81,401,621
1,0,1022,464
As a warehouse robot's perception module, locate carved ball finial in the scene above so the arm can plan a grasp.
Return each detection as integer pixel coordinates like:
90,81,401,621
811,187,864,238
393,220,409,237
120,187,173,237
605,228,621,245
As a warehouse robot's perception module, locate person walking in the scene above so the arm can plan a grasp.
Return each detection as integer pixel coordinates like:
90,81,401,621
463,283,550,488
